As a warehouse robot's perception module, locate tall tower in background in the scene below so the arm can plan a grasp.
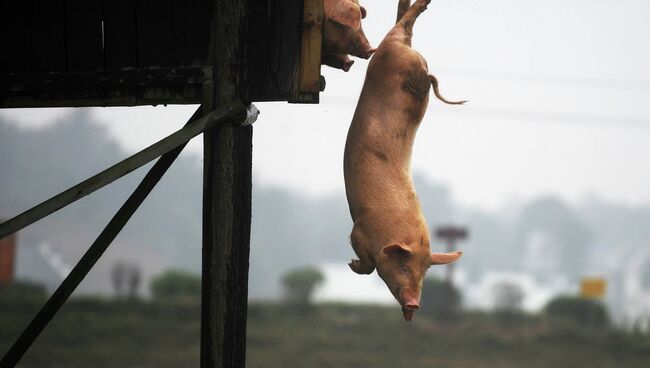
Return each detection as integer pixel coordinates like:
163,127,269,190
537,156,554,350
0,222,17,283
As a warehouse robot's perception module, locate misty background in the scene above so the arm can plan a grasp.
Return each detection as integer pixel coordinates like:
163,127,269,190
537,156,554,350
1,0,649,329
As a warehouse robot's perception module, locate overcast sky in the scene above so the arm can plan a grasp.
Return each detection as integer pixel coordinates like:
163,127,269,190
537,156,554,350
2,0,649,211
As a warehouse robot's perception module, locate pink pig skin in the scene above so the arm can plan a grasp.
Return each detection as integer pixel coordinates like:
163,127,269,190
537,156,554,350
322,0,375,71
343,0,466,321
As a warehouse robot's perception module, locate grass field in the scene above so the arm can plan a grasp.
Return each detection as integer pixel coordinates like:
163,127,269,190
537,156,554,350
1,298,649,367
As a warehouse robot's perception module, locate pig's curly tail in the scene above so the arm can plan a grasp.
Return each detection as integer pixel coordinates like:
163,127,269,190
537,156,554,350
429,74,468,105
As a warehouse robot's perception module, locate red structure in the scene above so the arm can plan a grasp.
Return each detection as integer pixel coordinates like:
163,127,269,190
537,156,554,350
0,231,16,283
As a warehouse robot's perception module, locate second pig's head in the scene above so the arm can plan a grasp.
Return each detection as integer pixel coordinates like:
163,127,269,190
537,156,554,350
376,242,462,321
323,0,375,60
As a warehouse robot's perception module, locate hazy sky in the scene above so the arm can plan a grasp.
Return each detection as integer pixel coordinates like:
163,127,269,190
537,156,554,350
2,0,649,211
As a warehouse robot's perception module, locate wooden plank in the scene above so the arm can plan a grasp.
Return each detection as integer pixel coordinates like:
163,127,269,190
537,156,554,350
0,67,206,92
0,101,247,240
245,1,272,98
247,0,306,102
0,1,32,74
0,88,203,108
137,0,175,67
278,0,304,95
185,0,213,66
65,0,103,71
292,0,323,102
202,1,252,367
102,0,138,69
0,66,207,107
171,1,188,65
31,0,66,72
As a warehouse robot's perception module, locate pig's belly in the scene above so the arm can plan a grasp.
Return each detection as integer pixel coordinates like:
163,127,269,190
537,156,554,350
344,152,418,221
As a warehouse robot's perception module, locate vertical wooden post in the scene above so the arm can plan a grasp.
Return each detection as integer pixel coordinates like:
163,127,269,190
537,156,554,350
201,1,251,368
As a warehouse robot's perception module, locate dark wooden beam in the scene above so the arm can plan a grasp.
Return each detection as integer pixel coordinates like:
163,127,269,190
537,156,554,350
201,1,252,367
0,67,207,108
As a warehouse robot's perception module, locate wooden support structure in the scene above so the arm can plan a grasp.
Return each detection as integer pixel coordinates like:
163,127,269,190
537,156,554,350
0,1,324,366
0,101,247,240
0,103,249,367
201,1,252,367
0,1,323,107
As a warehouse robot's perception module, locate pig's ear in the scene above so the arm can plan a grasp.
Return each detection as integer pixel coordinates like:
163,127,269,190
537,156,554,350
325,0,362,30
430,251,463,265
383,243,413,257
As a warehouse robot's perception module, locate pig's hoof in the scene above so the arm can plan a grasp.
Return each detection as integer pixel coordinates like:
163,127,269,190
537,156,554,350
348,259,374,274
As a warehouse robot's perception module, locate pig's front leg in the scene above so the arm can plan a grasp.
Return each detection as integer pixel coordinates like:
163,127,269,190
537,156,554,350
349,258,375,274
348,225,376,274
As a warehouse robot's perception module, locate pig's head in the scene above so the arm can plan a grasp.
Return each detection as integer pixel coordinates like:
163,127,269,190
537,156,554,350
376,242,462,321
323,0,376,60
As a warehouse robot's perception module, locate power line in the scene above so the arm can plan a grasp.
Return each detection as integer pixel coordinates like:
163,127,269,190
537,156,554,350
437,67,650,92
436,106,650,130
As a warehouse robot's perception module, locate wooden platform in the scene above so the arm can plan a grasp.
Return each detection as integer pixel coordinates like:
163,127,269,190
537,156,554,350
0,0,322,107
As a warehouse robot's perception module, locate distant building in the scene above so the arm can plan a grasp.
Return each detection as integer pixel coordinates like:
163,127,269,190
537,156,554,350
523,230,563,281
0,230,17,283
608,246,650,331
14,241,65,292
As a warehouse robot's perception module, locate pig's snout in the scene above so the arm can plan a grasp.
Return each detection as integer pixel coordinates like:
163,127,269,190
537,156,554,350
402,300,420,321
364,48,377,59
353,44,376,59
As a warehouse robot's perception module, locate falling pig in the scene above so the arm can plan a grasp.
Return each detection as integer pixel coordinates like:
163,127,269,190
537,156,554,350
343,0,466,321
322,0,376,71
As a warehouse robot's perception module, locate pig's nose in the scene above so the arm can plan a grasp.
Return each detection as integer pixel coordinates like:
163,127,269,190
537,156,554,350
405,302,420,310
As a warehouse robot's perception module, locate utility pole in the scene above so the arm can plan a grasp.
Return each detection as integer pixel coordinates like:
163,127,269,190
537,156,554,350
435,225,468,285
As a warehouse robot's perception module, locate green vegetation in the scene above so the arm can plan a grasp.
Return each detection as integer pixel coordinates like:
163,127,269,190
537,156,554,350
1,293,649,368
545,295,609,328
150,269,201,301
281,266,324,306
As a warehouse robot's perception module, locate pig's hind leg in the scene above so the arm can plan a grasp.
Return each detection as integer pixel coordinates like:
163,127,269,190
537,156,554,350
348,225,376,274
388,0,431,47
396,0,411,23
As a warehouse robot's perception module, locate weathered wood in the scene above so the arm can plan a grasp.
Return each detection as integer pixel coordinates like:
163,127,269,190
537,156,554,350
0,1,32,74
0,67,207,108
102,0,138,69
31,0,66,73
65,0,103,71
0,107,206,368
291,0,324,103
137,0,175,67
201,1,252,367
0,101,247,240
0,0,318,106
246,0,305,102
183,0,214,66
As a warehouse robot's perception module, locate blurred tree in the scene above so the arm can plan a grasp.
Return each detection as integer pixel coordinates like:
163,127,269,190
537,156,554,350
545,295,609,327
420,277,462,322
112,261,142,299
126,264,141,299
281,266,324,306
493,281,525,313
111,261,127,297
150,270,201,301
